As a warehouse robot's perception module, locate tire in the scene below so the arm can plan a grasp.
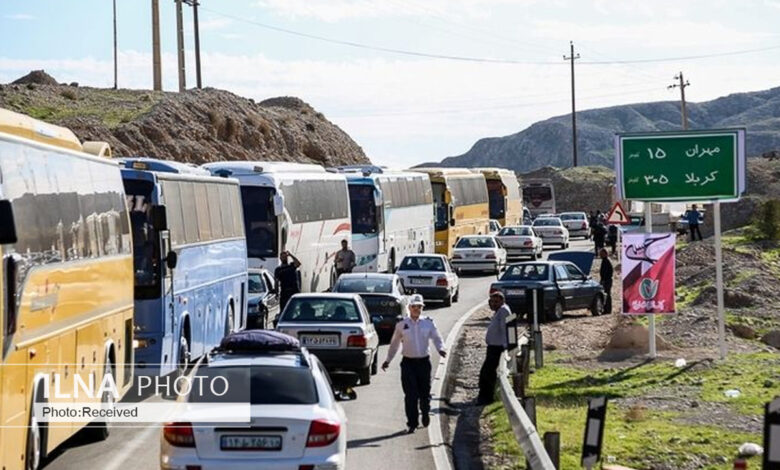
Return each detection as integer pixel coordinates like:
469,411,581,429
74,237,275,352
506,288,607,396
591,295,604,316
442,293,452,307
85,363,114,441
25,393,45,470
370,352,378,375
359,366,371,385
177,334,190,379
532,251,539,260
548,299,564,322
453,288,460,303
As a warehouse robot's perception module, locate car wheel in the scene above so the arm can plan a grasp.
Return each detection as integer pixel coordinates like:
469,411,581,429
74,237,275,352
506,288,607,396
453,288,460,303
371,351,379,375
549,299,564,322
359,366,371,385
591,295,604,316
532,251,539,260
442,293,452,307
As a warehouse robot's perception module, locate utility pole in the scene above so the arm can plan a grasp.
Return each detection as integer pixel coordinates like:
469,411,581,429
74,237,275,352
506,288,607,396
668,72,690,130
175,0,186,92
113,0,118,89
152,0,162,91
184,0,202,89
563,41,580,167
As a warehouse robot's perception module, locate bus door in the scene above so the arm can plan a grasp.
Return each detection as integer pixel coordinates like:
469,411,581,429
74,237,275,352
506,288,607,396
159,229,176,369
375,186,386,256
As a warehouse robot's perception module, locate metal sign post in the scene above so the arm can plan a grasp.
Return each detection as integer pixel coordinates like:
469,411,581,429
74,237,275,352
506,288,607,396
645,206,656,358
581,397,608,469
713,201,727,359
764,396,780,469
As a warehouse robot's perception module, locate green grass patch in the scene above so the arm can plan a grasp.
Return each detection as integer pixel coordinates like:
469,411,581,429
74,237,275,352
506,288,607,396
726,312,780,337
482,353,776,468
676,282,709,308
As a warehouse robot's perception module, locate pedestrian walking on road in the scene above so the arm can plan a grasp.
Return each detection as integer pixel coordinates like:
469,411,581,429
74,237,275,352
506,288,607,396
599,248,613,314
607,224,618,256
275,250,302,312
382,294,446,434
592,220,607,254
334,239,356,277
687,204,704,241
477,292,511,405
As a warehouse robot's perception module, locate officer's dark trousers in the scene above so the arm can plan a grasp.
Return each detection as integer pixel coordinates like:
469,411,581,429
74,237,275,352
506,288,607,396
602,280,613,314
279,289,297,313
400,357,431,428
478,346,505,403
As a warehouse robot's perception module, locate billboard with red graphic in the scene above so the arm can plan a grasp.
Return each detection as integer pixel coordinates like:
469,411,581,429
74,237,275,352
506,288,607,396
621,233,676,315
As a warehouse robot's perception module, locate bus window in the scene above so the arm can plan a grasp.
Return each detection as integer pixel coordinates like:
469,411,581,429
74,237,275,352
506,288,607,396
240,186,278,258
348,184,377,234
124,179,160,298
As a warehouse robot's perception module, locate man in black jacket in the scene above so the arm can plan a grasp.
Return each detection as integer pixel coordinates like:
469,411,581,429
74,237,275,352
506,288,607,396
599,248,613,314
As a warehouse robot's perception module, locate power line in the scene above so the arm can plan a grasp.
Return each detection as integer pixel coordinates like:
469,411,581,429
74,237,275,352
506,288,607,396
579,44,780,64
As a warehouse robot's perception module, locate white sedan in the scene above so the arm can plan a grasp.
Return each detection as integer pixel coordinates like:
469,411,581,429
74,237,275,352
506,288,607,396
495,225,544,260
160,331,352,470
395,254,460,306
532,217,570,249
451,235,507,274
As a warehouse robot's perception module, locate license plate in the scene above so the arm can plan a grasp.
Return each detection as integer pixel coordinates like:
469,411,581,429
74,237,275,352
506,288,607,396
220,435,282,451
409,278,429,285
466,254,481,258
299,334,340,347
506,289,526,296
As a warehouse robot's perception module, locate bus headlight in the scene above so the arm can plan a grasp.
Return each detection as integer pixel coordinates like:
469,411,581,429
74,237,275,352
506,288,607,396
133,338,156,349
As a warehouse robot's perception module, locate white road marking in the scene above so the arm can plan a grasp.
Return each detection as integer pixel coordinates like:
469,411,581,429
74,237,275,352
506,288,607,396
102,425,160,470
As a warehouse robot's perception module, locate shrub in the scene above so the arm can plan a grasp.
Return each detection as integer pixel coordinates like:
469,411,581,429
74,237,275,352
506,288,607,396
753,199,780,241
60,89,78,100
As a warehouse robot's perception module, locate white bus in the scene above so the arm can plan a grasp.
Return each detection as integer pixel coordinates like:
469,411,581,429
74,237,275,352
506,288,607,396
339,167,434,272
203,162,351,292
522,178,556,217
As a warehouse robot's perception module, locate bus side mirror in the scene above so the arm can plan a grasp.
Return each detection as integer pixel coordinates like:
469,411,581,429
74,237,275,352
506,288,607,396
151,205,168,231
4,255,19,336
273,195,284,216
0,200,18,245
166,251,178,270
374,189,383,207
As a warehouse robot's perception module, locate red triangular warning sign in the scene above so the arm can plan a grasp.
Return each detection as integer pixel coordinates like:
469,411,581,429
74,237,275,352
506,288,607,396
606,202,630,225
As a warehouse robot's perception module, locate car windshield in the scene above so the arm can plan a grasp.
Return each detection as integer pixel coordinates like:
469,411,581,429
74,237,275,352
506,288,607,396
188,365,318,405
281,298,361,322
399,256,445,272
336,277,393,294
456,237,495,248
501,264,549,281
248,273,266,294
559,213,584,221
533,218,561,227
499,226,532,236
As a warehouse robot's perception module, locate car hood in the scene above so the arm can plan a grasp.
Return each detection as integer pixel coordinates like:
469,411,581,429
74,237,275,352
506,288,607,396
397,270,446,277
492,279,552,289
547,251,595,274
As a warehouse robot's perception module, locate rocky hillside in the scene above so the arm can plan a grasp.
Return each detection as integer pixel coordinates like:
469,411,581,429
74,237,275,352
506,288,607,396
1,70,368,166
438,86,780,172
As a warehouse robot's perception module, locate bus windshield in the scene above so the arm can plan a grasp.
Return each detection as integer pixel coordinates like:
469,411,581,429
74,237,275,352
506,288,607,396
348,184,378,234
241,186,278,259
124,179,160,296
524,186,552,205
432,182,448,231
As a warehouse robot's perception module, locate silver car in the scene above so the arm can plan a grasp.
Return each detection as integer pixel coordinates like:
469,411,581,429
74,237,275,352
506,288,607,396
496,225,544,260
275,293,380,385
395,254,460,306
559,212,590,239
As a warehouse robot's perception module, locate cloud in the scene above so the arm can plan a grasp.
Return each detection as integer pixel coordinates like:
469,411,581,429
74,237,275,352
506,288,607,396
4,13,35,20
254,0,529,22
1,50,779,168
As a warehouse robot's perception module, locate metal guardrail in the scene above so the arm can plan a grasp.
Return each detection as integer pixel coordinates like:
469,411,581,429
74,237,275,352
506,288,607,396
497,348,556,470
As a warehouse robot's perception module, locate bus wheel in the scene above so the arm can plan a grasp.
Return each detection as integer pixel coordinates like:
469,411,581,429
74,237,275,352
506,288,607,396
85,363,114,441
177,335,190,378
25,392,46,470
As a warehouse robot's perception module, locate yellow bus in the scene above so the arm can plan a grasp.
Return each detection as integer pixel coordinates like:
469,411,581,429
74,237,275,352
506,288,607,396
414,168,490,258
474,168,523,227
0,109,134,470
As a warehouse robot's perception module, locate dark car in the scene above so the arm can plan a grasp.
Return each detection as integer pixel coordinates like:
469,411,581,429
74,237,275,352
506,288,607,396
247,268,279,329
489,254,605,322
332,273,408,342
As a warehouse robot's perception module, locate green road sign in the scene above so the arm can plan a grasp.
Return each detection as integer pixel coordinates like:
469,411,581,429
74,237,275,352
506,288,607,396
615,129,746,201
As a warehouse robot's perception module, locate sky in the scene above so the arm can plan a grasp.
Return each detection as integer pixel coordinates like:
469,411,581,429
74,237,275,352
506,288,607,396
1,0,780,167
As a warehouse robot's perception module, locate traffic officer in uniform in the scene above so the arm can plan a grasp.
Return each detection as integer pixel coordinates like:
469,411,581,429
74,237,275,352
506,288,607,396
382,294,446,434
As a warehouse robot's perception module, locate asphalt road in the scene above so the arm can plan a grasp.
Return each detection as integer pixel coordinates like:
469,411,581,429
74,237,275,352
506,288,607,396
44,238,593,470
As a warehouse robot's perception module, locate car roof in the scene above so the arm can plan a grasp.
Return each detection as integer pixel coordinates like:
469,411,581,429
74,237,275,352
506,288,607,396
459,234,494,239
338,273,396,280
402,253,446,259
559,211,586,216
290,293,361,301
501,225,533,230
248,268,271,274
206,352,309,369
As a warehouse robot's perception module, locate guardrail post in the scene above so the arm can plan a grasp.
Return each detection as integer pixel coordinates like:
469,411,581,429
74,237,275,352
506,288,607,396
523,396,537,469
543,432,560,469
520,343,531,391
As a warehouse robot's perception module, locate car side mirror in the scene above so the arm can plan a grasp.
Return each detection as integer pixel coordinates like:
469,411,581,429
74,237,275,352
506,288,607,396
150,205,168,231
0,200,18,245
165,251,178,270
273,194,284,216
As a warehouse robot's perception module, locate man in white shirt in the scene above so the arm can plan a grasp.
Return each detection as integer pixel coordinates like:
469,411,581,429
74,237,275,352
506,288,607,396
478,291,511,405
382,294,446,433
